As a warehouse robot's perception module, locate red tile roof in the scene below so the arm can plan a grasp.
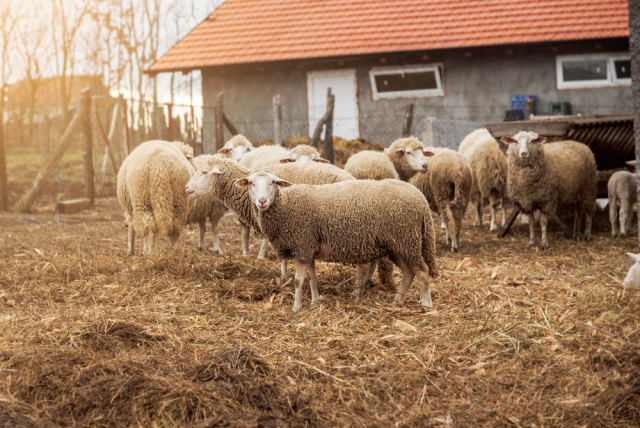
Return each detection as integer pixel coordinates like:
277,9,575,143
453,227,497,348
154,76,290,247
150,0,629,73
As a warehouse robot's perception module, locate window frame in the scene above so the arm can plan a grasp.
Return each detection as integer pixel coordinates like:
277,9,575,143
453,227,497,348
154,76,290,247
556,52,631,90
369,64,445,100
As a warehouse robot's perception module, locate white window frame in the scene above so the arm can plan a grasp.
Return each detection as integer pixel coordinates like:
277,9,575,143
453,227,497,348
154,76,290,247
369,64,444,100
556,53,631,90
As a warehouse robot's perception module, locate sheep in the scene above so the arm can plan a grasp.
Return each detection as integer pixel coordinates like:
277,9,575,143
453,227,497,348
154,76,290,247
623,252,640,288
234,171,438,312
344,151,399,180
501,131,597,250
117,140,195,255
410,148,472,252
239,144,327,170
608,163,638,237
458,128,508,231
185,155,228,254
216,134,253,162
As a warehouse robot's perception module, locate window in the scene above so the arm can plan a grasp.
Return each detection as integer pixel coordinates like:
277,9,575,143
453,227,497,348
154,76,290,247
556,53,631,89
369,64,444,100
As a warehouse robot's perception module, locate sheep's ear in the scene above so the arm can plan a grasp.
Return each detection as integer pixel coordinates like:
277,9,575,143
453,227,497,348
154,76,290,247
500,136,517,144
274,180,293,188
626,253,640,264
211,167,221,175
235,178,251,187
279,158,294,163
246,146,252,151
531,137,547,144
314,158,330,163
423,150,435,157
217,148,231,154
394,149,405,157
626,160,636,168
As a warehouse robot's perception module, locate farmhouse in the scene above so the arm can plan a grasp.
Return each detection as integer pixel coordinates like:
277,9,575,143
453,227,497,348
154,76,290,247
150,0,631,152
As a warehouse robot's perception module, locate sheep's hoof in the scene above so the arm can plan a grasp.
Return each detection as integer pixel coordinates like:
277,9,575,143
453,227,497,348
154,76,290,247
212,248,223,255
474,222,482,227
257,254,266,259
539,240,549,251
420,304,433,312
528,239,536,247
292,305,302,313
583,233,591,242
489,225,498,232
351,288,363,297
451,246,458,253
571,234,578,241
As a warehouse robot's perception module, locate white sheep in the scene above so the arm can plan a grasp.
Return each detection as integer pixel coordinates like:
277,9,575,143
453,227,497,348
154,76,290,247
216,134,254,162
608,161,638,237
623,252,640,288
458,128,508,231
117,140,195,255
234,171,438,312
240,144,328,171
501,131,597,250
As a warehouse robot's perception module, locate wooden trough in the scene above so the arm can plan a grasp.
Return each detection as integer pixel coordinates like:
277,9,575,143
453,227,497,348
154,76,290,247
485,114,635,238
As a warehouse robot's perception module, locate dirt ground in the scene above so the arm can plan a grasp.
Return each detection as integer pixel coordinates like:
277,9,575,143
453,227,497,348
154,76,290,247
0,197,639,427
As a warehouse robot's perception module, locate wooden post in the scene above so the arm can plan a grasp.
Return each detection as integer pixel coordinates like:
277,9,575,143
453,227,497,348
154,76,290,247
273,94,283,146
215,92,224,152
0,84,7,210
629,0,640,245
223,113,239,136
167,103,174,141
497,207,520,238
525,98,534,120
323,88,335,164
402,103,415,138
190,105,196,154
14,88,91,213
119,96,130,159
309,88,335,148
83,91,95,206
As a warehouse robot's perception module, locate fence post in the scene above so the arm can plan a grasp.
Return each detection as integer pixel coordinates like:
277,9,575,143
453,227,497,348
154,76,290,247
273,94,283,146
14,88,92,213
0,84,7,210
215,92,224,152
167,103,174,141
83,91,95,206
402,103,415,138
525,98,534,120
119,96,130,158
323,88,335,164
309,88,335,149
190,105,196,154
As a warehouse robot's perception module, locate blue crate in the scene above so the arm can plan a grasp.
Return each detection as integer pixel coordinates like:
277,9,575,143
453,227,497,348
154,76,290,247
511,95,537,117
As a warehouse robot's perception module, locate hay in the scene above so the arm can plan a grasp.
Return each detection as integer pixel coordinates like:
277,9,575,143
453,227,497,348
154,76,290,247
0,196,639,426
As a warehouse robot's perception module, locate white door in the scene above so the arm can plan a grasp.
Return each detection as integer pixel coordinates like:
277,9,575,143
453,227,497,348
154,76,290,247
307,69,359,140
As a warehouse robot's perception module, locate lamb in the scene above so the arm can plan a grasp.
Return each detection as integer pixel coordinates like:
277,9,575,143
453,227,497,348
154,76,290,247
234,171,438,312
501,131,597,250
622,253,640,288
410,148,472,252
216,134,254,162
239,144,328,170
458,128,508,231
185,155,228,254
117,140,195,255
608,161,638,237
344,136,434,182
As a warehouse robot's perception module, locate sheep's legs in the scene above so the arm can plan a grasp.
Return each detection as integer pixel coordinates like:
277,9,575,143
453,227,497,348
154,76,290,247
453,212,462,253
292,261,310,312
620,200,631,236
539,213,549,250
127,227,136,256
392,255,415,305
474,200,483,227
610,201,619,236
257,238,269,259
441,213,451,246
281,260,288,283
573,209,582,241
366,260,379,282
626,204,635,235
502,207,508,227
197,220,207,251
210,215,224,255
489,196,500,232
352,264,370,297
528,215,536,247
241,225,250,256
584,214,593,242
377,257,396,291
415,269,432,309
143,233,156,255
308,263,320,305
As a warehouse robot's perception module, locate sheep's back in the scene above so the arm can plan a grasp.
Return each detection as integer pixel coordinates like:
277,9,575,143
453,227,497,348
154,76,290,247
264,162,355,184
465,138,507,197
240,145,289,170
609,171,638,203
344,151,398,180
544,141,597,210
458,128,493,155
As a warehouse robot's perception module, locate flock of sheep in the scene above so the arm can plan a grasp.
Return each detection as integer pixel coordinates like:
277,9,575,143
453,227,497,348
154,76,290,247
116,129,638,311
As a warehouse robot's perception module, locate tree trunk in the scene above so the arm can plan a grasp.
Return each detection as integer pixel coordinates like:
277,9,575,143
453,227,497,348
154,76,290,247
629,0,640,245
402,103,414,138
323,88,335,164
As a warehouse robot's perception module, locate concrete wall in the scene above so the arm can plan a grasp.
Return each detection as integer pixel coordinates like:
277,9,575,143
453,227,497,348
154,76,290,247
201,38,631,153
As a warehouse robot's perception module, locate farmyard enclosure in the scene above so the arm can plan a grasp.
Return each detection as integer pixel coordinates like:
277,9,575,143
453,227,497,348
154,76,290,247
1,197,638,427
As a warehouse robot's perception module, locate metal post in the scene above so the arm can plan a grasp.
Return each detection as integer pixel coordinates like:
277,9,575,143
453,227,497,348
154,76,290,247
629,0,640,245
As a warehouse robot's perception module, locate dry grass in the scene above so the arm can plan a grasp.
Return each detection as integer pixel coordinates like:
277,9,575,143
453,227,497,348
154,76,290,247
1,197,639,427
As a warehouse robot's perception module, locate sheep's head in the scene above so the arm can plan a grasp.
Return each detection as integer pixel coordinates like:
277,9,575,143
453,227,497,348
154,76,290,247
235,171,292,211
500,131,546,161
218,134,253,162
280,145,329,164
388,137,435,173
623,253,640,289
185,158,235,197
171,142,195,165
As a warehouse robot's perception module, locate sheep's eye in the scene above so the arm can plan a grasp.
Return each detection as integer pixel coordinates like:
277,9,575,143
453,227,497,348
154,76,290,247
202,171,208,175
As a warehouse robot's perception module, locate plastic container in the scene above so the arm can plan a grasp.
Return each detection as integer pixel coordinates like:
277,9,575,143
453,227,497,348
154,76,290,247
511,95,537,117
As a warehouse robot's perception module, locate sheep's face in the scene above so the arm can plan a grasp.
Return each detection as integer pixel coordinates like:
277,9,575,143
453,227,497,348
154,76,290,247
501,131,546,161
394,144,435,173
235,171,292,211
185,166,220,198
218,144,252,163
623,253,640,289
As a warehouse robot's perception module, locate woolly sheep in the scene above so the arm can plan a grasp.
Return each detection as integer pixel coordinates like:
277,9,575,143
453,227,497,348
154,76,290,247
608,162,638,237
240,144,328,170
344,151,399,180
185,155,228,254
235,172,438,312
501,131,597,250
216,134,253,162
118,140,195,255
410,148,472,252
623,253,640,288
460,129,509,231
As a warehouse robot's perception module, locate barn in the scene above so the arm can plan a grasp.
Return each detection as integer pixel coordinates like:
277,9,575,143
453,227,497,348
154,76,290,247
149,0,631,153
